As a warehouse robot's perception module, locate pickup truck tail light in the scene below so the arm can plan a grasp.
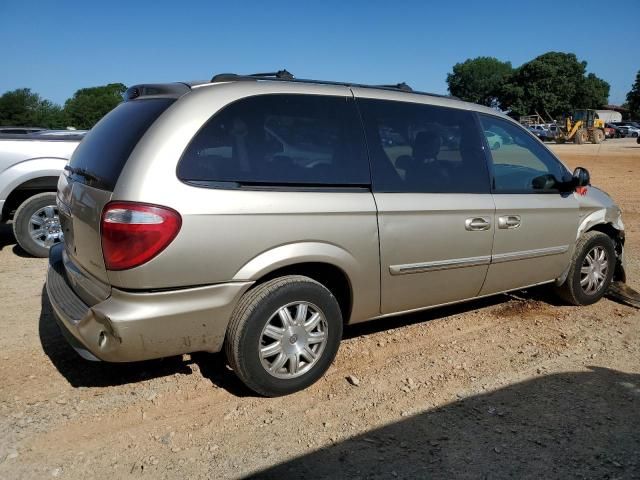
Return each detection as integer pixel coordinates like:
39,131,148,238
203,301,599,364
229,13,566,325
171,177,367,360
101,202,181,271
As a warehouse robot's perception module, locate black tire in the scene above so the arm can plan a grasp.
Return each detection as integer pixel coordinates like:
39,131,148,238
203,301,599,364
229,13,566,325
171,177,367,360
593,129,604,144
493,142,501,150
554,231,616,306
225,275,343,397
574,129,587,144
12,192,61,257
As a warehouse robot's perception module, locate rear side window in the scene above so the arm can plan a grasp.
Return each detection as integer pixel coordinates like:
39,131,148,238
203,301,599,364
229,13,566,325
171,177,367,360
68,98,175,191
177,94,369,187
358,98,490,193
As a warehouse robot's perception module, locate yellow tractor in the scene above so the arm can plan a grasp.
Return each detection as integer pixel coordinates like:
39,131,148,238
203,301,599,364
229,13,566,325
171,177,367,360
555,109,606,144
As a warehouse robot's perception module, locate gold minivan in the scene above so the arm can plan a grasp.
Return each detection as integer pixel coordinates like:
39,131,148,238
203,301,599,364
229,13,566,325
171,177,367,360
47,71,626,396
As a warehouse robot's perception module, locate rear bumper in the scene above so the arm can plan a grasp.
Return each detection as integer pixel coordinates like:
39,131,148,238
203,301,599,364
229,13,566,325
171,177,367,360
46,244,252,362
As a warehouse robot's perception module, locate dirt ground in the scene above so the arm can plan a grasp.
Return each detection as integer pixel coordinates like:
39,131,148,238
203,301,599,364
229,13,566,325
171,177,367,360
0,138,639,479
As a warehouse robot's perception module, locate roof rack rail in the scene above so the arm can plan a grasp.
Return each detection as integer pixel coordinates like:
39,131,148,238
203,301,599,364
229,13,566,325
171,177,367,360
377,82,413,92
209,70,455,100
211,69,294,83
249,70,294,80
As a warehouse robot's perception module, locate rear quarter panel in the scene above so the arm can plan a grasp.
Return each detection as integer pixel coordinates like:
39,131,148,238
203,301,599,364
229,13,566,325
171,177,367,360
106,188,381,324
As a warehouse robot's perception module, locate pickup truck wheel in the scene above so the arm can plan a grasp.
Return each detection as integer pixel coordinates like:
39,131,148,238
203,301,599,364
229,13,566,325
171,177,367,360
554,231,615,306
12,192,62,257
225,275,343,397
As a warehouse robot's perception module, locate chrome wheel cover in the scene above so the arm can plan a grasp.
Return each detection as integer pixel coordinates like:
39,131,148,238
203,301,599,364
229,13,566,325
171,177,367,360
258,301,328,379
580,246,609,295
29,205,63,248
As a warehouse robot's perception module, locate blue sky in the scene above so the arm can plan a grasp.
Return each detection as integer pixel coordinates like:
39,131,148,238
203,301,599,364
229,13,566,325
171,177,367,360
1,1,638,106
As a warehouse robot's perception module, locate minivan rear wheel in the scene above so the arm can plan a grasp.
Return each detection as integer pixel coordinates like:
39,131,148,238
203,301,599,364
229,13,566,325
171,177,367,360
554,231,615,306
225,275,343,397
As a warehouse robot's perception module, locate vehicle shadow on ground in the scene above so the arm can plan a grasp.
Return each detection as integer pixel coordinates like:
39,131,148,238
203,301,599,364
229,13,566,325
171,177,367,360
343,285,564,340
39,283,568,394
0,223,33,257
0,223,16,251
250,367,640,479
11,244,32,258
39,284,255,395
39,285,193,388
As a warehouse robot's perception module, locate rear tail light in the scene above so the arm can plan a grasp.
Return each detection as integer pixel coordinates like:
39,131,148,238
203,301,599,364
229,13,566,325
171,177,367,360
101,202,182,271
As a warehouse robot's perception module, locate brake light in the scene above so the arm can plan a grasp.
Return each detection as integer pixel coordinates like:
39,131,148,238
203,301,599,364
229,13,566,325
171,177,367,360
101,202,181,271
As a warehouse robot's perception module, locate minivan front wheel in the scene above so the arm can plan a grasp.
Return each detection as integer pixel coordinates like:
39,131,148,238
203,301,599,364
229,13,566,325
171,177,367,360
555,231,615,306
225,275,343,396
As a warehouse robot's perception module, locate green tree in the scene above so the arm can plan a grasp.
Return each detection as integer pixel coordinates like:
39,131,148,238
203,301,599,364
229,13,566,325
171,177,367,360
0,88,65,128
626,70,640,119
63,83,127,129
446,57,513,106
499,52,609,118
577,73,610,110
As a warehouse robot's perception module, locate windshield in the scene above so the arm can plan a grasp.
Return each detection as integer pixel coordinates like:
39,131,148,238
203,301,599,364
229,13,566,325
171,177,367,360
573,111,586,121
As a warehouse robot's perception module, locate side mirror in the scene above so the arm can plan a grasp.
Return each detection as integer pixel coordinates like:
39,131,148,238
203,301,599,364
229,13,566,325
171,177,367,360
573,167,590,188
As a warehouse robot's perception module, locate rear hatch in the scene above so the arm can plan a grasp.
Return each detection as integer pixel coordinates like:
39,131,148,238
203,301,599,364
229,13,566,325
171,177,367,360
57,97,177,302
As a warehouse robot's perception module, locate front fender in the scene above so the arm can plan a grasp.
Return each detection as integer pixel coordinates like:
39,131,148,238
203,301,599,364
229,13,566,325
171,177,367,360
556,205,626,286
576,208,624,240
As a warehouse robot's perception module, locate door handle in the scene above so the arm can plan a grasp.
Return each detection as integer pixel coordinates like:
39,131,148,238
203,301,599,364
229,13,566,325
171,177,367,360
498,215,521,229
465,217,491,231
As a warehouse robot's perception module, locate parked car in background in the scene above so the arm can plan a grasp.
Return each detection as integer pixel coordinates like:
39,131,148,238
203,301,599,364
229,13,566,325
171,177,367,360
611,122,640,137
603,125,616,138
626,126,640,138
528,124,551,141
47,72,626,397
0,131,85,256
607,123,627,138
618,126,639,138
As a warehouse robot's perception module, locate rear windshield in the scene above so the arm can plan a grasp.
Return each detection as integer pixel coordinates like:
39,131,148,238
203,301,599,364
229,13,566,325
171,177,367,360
68,98,174,190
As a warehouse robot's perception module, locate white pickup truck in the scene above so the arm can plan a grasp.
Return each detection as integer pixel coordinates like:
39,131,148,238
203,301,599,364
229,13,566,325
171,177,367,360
0,131,85,257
